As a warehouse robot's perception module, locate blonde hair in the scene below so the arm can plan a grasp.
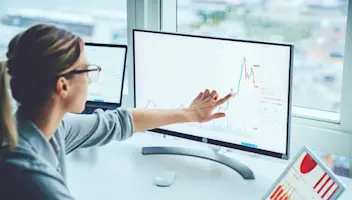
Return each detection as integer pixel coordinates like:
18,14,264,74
0,61,17,150
0,24,83,152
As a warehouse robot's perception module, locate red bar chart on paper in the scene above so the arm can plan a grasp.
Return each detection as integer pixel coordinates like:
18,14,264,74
266,152,340,200
270,182,295,200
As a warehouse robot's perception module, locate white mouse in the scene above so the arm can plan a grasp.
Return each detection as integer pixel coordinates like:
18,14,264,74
154,171,176,187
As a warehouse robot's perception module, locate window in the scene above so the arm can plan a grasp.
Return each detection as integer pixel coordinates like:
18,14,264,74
0,0,127,60
316,151,350,178
176,0,349,116
0,0,130,98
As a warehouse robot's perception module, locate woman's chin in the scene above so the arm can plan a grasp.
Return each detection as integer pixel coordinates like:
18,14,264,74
69,103,86,114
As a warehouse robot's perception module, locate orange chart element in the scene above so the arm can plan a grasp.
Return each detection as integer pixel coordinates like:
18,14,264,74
270,184,294,200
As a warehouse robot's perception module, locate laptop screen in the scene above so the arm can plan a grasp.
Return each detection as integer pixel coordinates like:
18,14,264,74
263,146,345,200
84,43,127,105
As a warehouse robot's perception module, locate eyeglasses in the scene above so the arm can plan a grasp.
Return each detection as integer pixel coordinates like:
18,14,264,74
59,64,102,82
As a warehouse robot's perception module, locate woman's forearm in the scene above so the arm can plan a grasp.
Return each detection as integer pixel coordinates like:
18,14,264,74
131,108,195,133
130,90,232,133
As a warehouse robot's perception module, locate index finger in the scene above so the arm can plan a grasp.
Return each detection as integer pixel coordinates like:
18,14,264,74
214,93,232,107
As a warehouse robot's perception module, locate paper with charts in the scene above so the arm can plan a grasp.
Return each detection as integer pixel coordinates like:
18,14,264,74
267,151,341,200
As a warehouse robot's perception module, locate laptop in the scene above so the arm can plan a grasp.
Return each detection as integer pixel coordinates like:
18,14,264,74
82,42,128,114
262,146,346,200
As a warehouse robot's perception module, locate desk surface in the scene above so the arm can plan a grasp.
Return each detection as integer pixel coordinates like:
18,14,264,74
66,133,352,200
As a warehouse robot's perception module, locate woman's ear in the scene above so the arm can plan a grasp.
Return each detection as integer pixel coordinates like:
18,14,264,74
56,77,70,98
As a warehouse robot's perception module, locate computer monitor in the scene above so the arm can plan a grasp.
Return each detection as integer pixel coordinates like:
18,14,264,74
133,29,293,180
83,43,127,113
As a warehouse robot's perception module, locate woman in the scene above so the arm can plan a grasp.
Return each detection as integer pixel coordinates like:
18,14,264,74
0,24,231,199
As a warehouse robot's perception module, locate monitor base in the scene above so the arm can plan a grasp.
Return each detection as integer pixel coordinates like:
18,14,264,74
142,146,255,180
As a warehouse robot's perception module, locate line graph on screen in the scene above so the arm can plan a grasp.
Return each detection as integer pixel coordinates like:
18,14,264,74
143,57,282,136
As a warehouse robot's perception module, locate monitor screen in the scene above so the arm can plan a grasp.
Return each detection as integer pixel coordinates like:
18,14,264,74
263,146,345,199
133,30,293,158
84,43,127,105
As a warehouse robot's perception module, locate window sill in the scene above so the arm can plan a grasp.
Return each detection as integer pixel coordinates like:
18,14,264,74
292,106,346,133
292,106,340,124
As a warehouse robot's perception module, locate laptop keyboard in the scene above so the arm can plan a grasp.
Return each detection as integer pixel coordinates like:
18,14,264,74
82,106,108,114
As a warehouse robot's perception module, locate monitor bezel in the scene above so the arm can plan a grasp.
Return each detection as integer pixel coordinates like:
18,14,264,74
84,42,128,108
133,29,293,160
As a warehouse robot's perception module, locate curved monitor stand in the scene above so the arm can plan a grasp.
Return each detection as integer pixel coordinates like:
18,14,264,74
142,146,255,180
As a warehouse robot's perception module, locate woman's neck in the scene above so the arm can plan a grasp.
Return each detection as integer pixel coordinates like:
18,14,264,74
21,103,66,140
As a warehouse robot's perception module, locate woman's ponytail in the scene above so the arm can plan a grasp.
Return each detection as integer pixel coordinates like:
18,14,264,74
0,61,17,152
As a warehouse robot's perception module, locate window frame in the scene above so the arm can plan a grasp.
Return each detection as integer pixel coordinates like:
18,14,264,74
130,0,352,178
150,0,352,133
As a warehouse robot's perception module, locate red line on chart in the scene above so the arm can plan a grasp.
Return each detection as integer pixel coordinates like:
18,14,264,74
322,182,335,198
270,184,294,200
318,177,331,194
217,57,260,111
263,97,281,101
271,185,282,199
244,59,259,89
314,173,327,189
327,186,339,200
234,57,260,97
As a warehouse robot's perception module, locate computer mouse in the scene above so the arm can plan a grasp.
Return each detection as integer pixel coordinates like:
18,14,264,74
153,171,176,187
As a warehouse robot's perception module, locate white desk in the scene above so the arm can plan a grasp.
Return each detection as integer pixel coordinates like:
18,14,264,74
66,133,352,200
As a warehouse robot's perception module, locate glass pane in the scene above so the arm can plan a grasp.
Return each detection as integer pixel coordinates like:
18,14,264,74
315,150,350,178
177,0,348,113
0,0,127,60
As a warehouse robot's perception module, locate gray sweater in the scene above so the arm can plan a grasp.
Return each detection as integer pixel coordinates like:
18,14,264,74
0,108,134,199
